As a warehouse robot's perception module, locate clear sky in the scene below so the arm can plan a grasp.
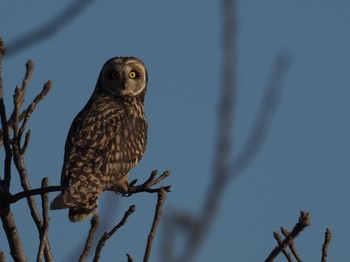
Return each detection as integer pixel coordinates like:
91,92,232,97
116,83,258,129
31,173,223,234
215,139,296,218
1,1,350,261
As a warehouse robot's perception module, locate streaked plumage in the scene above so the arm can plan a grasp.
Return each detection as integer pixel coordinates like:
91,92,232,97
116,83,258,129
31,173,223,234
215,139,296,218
50,57,148,222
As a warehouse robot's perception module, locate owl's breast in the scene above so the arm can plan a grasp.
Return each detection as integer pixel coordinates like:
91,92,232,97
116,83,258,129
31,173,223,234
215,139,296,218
104,115,147,174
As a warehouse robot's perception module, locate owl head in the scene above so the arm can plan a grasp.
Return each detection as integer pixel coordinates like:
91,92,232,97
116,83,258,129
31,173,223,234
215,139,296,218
93,57,148,100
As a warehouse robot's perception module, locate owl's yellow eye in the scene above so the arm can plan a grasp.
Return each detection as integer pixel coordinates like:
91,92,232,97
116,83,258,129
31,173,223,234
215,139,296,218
129,71,137,79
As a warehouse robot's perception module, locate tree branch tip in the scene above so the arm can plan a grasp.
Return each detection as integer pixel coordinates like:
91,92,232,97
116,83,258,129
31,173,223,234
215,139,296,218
45,80,53,89
41,177,49,187
126,253,133,262
299,211,311,226
129,204,136,213
26,59,34,70
0,38,6,55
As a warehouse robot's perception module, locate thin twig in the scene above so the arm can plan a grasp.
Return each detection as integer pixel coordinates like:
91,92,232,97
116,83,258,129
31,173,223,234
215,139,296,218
273,232,292,262
281,227,302,262
321,228,332,262
37,177,50,262
93,205,136,262
143,188,167,262
79,214,100,262
11,72,53,260
0,251,5,262
0,37,27,262
5,0,95,57
0,80,53,148
265,211,311,262
124,170,171,196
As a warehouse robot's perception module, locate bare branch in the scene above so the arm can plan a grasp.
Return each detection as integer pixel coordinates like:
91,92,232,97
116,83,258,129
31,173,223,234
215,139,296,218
79,214,100,262
0,37,26,262
143,188,167,262
0,208,27,262
321,228,332,262
0,78,52,149
0,37,12,191
265,211,311,262
8,186,61,204
5,0,95,57
37,177,51,262
123,170,171,196
231,54,291,178
273,232,292,262
281,227,302,262
93,205,136,262
11,69,53,260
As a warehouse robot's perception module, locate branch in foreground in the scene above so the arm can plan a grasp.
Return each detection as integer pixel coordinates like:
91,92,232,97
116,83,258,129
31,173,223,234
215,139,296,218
273,232,292,262
0,77,53,149
143,188,167,262
0,36,27,262
36,177,51,262
93,205,136,262
8,186,61,204
79,214,100,262
281,227,302,262
265,211,310,262
321,228,332,262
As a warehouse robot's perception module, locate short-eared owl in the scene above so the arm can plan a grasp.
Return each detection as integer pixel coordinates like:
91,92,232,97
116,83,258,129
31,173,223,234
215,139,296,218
50,57,148,222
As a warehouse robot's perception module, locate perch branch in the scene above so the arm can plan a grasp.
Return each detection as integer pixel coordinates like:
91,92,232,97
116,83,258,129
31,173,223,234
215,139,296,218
93,205,136,262
79,214,100,262
8,186,61,204
124,170,171,196
321,228,332,262
143,188,167,262
265,211,310,262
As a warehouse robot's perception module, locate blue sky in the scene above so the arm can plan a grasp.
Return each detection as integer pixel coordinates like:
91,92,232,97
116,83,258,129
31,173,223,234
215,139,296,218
1,1,350,261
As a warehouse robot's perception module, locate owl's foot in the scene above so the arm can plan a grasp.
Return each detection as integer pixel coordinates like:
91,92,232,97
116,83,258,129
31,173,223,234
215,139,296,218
124,170,171,197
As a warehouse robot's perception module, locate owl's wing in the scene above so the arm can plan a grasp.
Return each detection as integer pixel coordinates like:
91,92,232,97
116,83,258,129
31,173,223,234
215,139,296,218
61,97,124,186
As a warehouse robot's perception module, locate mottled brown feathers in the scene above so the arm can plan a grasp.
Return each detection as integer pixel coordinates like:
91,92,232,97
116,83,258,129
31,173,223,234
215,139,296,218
50,57,148,222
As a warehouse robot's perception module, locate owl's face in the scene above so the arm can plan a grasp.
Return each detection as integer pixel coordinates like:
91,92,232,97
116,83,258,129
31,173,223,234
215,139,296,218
98,57,147,98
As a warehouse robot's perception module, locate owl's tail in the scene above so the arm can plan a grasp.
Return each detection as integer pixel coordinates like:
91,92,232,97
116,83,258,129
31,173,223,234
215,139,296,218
68,198,98,222
50,193,98,222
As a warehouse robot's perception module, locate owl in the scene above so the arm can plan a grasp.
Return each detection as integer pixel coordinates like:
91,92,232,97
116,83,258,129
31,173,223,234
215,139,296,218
50,57,148,222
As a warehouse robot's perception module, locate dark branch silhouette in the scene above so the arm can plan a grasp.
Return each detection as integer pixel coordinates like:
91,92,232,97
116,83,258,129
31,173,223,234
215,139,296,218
265,211,311,262
321,228,332,262
93,205,136,262
281,227,302,262
5,0,95,57
79,214,100,262
143,188,167,262
273,232,293,262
